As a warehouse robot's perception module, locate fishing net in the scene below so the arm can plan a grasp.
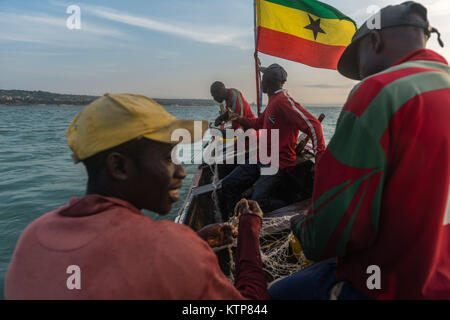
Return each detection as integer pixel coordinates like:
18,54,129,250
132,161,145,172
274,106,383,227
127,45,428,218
259,216,312,281
205,161,313,284
223,213,312,284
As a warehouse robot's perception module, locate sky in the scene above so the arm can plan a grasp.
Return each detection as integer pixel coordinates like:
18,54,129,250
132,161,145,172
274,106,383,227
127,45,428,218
1,0,449,106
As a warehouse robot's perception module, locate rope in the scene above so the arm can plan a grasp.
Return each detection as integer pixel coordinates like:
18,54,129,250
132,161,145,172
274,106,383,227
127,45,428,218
204,139,311,283
223,202,311,283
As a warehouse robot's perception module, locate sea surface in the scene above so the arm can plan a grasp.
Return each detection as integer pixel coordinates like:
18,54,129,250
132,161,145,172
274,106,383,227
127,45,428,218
0,104,342,298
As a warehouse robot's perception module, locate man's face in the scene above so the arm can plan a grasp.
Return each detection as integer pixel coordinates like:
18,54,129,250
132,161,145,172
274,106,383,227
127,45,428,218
261,75,270,93
262,75,281,94
211,88,226,103
357,35,377,79
357,30,396,79
128,139,186,215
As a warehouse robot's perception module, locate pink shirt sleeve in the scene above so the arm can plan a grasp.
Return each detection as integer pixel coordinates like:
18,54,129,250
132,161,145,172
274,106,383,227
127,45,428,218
234,214,269,300
155,221,268,300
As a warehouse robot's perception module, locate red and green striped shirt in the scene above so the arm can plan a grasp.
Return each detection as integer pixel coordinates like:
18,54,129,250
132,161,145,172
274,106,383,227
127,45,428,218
225,88,255,130
293,49,450,299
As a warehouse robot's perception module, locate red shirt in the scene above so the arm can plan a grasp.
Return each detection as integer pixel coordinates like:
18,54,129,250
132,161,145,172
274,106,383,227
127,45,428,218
225,88,256,130
236,89,325,169
5,195,268,300
293,49,450,299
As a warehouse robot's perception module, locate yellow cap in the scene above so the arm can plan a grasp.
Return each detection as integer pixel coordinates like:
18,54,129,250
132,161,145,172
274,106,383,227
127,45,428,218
66,93,208,162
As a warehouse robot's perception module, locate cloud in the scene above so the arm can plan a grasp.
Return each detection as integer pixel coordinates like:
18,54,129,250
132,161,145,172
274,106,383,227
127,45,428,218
0,33,48,44
19,14,64,27
0,11,127,45
82,4,253,49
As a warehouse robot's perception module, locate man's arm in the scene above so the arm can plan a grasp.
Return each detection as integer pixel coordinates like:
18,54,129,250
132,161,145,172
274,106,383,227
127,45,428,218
291,83,388,261
243,100,256,119
231,110,265,130
195,199,269,300
196,223,236,247
278,96,325,158
234,199,269,300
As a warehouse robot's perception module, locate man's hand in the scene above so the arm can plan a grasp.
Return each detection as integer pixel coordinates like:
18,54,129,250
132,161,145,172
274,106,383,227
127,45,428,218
214,108,233,126
237,198,264,219
227,107,240,122
214,116,223,127
215,104,227,126
197,222,237,248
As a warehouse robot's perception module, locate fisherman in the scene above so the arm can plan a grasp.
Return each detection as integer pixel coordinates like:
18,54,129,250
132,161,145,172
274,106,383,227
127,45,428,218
221,64,325,217
210,82,258,171
5,94,269,300
271,1,450,300
210,81,256,129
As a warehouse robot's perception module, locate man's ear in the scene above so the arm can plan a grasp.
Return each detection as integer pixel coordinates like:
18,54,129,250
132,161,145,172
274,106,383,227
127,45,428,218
370,31,384,54
105,152,131,181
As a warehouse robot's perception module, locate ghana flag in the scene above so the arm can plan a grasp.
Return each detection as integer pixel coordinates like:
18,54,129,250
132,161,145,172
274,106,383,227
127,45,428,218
255,0,357,70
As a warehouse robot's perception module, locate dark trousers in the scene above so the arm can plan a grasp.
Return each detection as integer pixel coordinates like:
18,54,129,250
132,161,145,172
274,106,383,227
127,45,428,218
269,258,370,300
220,164,288,218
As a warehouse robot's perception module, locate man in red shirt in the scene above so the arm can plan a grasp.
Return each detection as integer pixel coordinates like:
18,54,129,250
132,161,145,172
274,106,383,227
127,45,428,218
210,82,258,171
220,64,325,217
272,1,450,300
5,94,269,300
210,81,256,130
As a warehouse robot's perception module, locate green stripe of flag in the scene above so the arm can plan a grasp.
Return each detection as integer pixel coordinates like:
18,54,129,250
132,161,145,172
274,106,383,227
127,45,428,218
264,0,356,27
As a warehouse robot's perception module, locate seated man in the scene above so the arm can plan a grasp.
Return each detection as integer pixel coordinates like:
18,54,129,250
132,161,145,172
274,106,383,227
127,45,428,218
271,1,450,300
221,64,325,218
5,93,269,300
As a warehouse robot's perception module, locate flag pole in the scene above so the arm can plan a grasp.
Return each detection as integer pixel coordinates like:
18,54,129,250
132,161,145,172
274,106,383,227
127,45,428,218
253,0,261,117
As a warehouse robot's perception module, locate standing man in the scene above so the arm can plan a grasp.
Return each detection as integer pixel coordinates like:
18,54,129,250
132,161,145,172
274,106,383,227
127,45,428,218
221,64,325,217
210,81,256,129
272,1,450,299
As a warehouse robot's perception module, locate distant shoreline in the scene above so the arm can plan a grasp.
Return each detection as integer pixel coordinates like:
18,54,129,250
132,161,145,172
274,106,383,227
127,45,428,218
0,89,218,107
0,104,87,107
0,103,214,107
0,89,339,108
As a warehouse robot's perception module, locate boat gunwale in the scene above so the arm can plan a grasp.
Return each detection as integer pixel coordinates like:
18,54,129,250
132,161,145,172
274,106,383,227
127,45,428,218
175,167,204,224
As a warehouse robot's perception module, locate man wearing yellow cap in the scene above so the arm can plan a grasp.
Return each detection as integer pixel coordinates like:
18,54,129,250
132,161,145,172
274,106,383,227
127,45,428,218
5,93,269,300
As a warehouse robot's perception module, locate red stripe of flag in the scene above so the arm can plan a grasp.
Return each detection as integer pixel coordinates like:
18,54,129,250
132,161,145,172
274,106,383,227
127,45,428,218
256,26,346,70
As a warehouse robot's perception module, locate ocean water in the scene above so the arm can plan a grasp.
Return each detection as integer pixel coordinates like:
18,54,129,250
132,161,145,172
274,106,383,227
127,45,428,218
0,104,341,298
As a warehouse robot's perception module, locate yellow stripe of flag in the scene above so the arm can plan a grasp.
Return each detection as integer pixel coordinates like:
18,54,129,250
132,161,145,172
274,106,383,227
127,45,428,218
258,0,355,46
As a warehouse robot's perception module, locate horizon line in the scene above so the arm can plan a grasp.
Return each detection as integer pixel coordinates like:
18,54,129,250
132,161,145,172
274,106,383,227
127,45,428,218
0,88,345,107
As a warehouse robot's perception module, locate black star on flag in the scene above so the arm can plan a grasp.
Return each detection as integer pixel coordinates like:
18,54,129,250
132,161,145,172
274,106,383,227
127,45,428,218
304,14,326,40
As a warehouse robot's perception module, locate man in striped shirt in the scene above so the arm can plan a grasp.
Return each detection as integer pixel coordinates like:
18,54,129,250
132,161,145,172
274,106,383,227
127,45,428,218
272,1,450,300
210,81,256,130
221,64,325,217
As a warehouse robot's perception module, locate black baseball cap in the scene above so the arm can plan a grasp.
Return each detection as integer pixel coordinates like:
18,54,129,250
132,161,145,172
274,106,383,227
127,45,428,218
260,63,288,82
338,1,444,80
